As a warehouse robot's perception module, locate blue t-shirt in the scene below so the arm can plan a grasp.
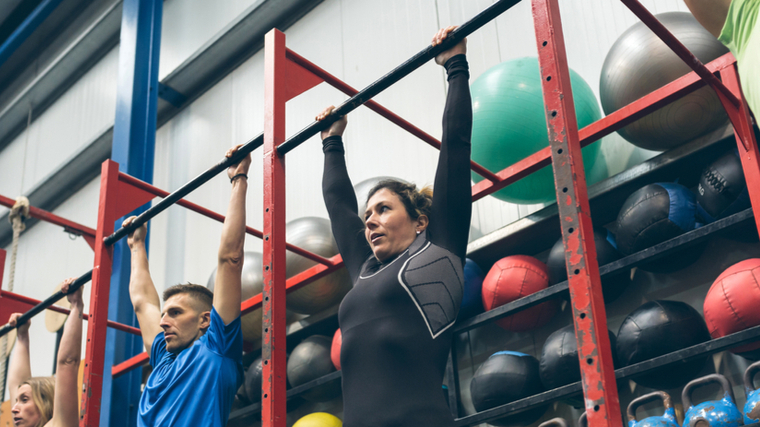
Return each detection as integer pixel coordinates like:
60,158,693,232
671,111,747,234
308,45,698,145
138,308,243,427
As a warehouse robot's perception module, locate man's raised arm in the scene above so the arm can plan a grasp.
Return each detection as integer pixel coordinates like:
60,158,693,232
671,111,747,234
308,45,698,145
214,145,252,325
125,217,163,352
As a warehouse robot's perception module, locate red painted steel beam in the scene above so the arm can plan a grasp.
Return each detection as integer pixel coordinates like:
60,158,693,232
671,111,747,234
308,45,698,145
263,29,289,427
284,49,501,184
620,0,739,108
81,161,121,427
470,52,738,202
117,173,335,267
0,193,97,239
0,290,141,336
532,2,622,427
111,352,149,378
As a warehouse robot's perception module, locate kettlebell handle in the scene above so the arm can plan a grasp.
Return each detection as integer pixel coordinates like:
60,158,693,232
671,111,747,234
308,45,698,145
627,391,673,422
682,374,736,408
744,361,760,393
579,412,587,427
538,418,568,427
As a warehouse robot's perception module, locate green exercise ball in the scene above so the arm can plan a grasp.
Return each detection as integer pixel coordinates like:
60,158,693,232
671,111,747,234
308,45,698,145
471,57,607,204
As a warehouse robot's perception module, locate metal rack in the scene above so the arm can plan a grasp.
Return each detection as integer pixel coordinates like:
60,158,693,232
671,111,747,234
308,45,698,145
1,0,758,426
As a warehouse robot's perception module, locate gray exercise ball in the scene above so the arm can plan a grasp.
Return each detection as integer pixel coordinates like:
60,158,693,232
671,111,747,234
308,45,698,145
207,252,295,341
353,176,408,215
286,335,340,402
285,217,352,315
600,12,729,151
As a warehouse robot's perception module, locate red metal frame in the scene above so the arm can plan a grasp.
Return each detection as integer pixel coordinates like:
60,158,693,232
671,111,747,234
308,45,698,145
260,1,759,425
0,193,97,249
60,1,760,425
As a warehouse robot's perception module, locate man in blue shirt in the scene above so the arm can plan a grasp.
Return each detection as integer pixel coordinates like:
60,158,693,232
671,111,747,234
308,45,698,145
124,145,251,427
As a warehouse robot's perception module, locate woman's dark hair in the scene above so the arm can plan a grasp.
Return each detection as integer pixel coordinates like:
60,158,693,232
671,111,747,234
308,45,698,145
365,179,433,221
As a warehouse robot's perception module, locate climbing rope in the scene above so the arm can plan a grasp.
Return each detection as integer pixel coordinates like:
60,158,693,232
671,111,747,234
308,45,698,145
0,196,30,401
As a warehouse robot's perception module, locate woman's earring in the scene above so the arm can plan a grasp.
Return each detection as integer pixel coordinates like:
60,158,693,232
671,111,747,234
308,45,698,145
416,230,421,235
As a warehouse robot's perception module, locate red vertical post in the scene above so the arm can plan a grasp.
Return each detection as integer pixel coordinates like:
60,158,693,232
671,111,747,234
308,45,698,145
80,160,120,427
719,65,760,235
262,29,288,427
532,1,622,427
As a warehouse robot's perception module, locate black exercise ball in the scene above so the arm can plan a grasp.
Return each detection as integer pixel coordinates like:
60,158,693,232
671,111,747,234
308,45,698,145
546,229,630,302
697,149,750,223
614,183,703,273
470,351,548,426
539,325,618,390
616,300,711,389
287,335,340,402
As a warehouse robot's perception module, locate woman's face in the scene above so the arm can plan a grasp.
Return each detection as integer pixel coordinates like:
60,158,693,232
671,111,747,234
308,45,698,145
364,188,426,262
12,384,41,427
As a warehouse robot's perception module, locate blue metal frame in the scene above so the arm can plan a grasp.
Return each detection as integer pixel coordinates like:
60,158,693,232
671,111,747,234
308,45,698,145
101,0,162,425
0,0,64,68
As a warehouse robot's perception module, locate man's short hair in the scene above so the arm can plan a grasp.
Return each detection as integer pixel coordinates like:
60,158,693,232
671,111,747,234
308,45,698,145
163,283,213,312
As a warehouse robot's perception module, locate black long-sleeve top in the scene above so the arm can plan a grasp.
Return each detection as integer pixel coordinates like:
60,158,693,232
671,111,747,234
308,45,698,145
322,55,472,427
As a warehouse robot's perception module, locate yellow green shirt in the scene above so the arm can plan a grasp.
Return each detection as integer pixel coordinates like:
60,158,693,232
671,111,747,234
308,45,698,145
719,0,760,118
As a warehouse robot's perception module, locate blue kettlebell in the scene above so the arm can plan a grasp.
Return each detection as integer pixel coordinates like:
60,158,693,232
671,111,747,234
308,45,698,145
628,391,680,427
682,374,743,427
539,418,568,427
743,360,760,424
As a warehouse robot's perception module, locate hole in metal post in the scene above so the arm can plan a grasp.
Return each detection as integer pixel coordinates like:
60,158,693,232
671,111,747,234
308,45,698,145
574,269,580,275
542,41,548,46
562,187,568,193
558,148,563,154
568,228,574,233
546,76,552,81
594,405,600,412
587,358,593,365
551,111,557,117
580,312,586,319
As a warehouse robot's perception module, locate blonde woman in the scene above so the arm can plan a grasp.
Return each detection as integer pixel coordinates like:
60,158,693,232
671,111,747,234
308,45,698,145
7,277,83,427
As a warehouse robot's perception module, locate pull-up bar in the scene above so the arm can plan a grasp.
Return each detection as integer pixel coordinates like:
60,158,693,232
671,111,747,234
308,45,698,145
104,133,264,246
276,0,523,155
0,270,92,337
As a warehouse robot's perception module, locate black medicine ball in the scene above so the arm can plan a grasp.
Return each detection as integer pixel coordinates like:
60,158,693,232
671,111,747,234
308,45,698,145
616,300,711,389
539,324,618,390
287,335,340,402
546,229,630,302
696,149,749,223
470,351,548,426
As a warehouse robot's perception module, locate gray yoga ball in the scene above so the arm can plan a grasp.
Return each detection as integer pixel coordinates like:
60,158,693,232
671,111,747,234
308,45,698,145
285,217,352,315
600,12,729,151
207,252,295,341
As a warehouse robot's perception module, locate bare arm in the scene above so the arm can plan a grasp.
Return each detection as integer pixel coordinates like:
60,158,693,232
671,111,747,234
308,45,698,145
124,217,163,352
214,145,252,325
49,279,83,427
683,0,732,38
6,312,31,406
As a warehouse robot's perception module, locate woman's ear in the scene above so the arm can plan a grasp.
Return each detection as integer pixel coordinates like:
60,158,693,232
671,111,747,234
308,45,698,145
416,215,429,233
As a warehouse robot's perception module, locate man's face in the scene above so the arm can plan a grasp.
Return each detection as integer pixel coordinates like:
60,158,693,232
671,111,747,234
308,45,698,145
160,294,209,353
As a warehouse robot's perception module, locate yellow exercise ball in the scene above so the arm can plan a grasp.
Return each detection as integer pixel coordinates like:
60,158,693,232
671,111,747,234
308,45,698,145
293,412,342,427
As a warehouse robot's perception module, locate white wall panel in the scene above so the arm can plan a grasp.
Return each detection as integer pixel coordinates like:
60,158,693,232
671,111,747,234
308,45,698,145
2,176,100,400
0,46,118,204
159,0,259,79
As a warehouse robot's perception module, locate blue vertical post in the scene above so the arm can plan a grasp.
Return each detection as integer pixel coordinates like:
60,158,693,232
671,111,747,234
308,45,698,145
102,0,162,425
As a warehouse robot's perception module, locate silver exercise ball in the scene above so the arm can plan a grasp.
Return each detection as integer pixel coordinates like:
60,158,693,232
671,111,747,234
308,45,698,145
286,217,352,315
600,12,729,151
207,252,295,341
353,176,408,215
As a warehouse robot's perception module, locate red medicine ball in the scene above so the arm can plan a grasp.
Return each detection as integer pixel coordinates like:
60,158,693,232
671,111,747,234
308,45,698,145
331,328,342,370
482,255,559,332
704,258,760,354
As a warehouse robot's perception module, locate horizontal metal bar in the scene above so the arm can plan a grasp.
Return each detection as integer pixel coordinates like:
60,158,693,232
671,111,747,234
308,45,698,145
284,49,501,183
0,269,92,337
454,207,753,333
0,192,96,238
0,0,64,69
103,133,264,246
275,0,523,155
117,172,334,266
111,352,149,378
1,290,141,335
